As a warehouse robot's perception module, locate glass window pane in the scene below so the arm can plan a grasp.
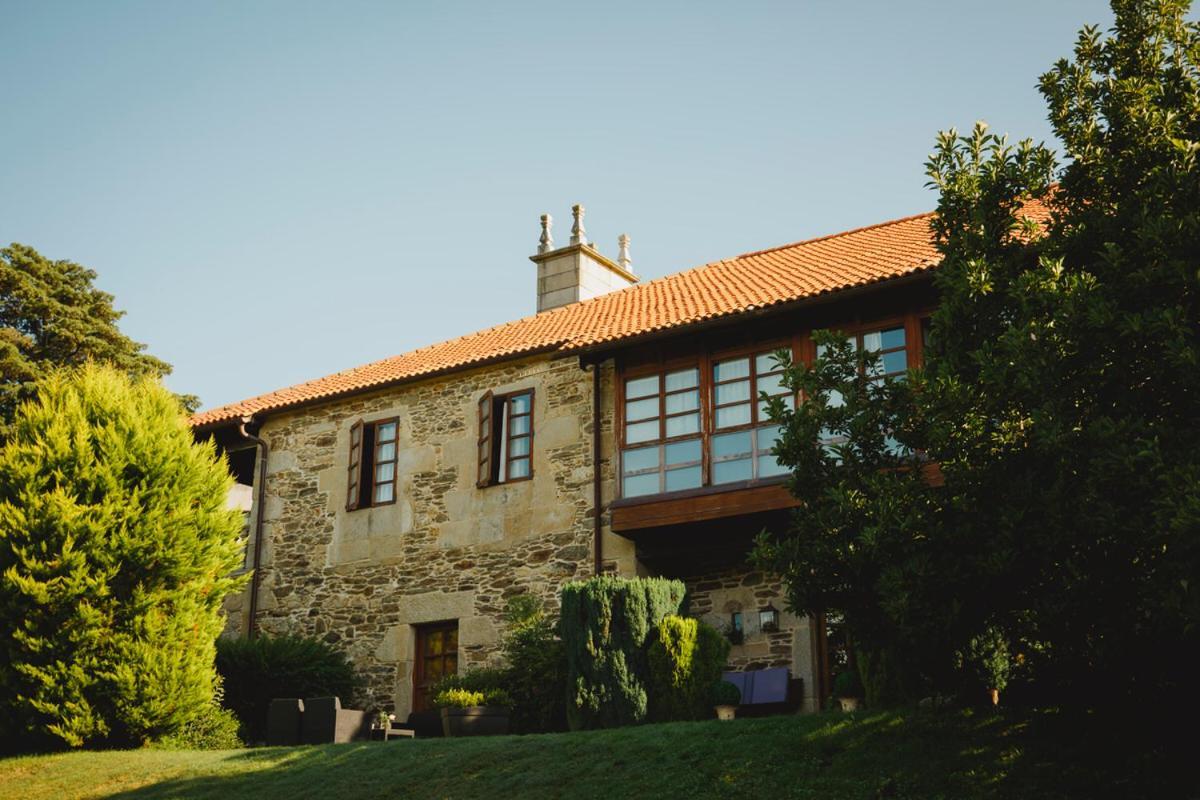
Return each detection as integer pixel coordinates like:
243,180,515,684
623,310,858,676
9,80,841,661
756,351,784,374
509,415,530,436
375,462,395,483
713,458,753,484
376,422,397,442
623,472,659,498
880,327,906,350
758,454,789,478
374,482,394,504
714,358,750,382
626,374,659,399
759,394,794,419
509,436,530,457
510,393,531,415
665,368,699,392
664,438,701,467
861,330,882,352
664,390,699,414
758,373,787,396
377,442,396,463
426,659,443,679
665,412,700,437
351,427,361,445
508,458,530,479
756,425,782,453
626,397,659,421
881,350,907,375
715,403,752,429
622,445,660,474
626,419,659,444
715,380,751,405
665,466,702,492
427,633,442,655
712,430,753,459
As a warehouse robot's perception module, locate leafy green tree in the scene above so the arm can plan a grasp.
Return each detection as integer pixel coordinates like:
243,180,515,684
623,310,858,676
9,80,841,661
0,364,246,749
756,0,1200,707
0,243,195,431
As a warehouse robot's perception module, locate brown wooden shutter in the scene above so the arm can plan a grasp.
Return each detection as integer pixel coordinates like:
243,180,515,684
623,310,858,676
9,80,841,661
346,419,363,510
477,391,493,487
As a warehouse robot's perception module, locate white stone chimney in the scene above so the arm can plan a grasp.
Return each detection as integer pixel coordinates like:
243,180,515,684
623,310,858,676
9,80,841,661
530,204,638,313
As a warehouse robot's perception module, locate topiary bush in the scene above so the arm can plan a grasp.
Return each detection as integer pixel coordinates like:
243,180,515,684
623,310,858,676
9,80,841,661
647,615,730,721
559,576,687,730
215,633,361,743
0,365,246,750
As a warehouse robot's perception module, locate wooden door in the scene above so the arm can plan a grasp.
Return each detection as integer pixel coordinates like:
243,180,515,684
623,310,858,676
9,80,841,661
413,621,459,713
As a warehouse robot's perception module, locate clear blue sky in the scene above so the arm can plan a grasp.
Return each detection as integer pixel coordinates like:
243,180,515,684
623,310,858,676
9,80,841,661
1,0,1118,410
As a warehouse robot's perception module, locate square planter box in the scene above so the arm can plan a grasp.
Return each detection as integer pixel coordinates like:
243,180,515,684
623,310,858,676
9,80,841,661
440,706,510,737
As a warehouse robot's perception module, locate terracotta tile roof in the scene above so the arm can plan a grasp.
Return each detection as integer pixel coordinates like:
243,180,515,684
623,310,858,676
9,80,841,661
190,203,1045,429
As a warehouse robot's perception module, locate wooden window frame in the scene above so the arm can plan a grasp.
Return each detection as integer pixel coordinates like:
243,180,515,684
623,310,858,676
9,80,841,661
476,391,493,488
346,420,363,511
618,361,704,498
503,391,533,483
708,341,795,486
370,417,399,507
614,311,930,503
477,388,535,488
345,416,399,511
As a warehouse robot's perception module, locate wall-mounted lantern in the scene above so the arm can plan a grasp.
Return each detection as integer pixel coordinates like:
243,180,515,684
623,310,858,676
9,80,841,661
759,603,780,633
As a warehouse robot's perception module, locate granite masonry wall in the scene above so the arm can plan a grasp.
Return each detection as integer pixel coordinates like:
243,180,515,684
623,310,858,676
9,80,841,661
220,349,819,717
233,352,633,717
685,566,818,712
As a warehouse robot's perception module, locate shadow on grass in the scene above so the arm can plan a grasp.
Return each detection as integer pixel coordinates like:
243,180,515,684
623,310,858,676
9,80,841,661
96,710,1181,800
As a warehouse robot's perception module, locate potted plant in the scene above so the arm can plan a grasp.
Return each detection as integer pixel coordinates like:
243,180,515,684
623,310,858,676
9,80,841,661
963,626,1011,708
435,687,512,737
371,710,397,738
832,669,864,712
712,680,741,721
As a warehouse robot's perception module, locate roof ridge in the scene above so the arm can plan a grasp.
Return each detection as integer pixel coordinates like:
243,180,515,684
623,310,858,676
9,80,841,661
733,210,936,260
190,199,988,428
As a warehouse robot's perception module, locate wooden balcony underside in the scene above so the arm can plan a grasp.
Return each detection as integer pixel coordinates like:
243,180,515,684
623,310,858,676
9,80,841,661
611,482,800,533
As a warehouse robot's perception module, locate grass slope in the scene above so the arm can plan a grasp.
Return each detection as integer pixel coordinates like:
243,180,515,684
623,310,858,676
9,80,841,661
0,710,1180,800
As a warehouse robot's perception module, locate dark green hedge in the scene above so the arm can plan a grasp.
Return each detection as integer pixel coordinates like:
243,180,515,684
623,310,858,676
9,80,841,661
215,634,361,743
559,576,687,730
647,615,730,721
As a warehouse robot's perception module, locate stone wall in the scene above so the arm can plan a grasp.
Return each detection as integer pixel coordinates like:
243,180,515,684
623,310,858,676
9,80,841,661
240,352,633,717
685,566,818,712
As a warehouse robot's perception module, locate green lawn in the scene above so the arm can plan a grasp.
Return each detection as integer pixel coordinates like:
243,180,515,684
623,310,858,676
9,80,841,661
0,709,1180,800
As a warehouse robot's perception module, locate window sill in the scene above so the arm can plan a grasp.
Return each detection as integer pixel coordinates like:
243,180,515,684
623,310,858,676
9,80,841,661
611,474,790,509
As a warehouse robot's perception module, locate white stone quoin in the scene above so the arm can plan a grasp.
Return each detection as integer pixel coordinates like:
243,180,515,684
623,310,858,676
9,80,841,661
530,204,639,313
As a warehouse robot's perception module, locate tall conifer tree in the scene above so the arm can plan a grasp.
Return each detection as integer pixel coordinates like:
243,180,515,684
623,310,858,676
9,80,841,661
0,364,245,749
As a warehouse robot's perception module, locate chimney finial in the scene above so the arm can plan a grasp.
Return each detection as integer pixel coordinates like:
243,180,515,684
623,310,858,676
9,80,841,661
617,233,632,272
570,204,587,246
538,213,553,254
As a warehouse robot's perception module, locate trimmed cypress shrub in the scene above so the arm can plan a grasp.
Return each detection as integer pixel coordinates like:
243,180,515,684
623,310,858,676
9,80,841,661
647,615,730,721
0,365,246,750
215,634,361,743
559,576,687,730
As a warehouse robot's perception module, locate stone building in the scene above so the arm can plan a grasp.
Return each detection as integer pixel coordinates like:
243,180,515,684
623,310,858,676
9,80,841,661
193,203,970,718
